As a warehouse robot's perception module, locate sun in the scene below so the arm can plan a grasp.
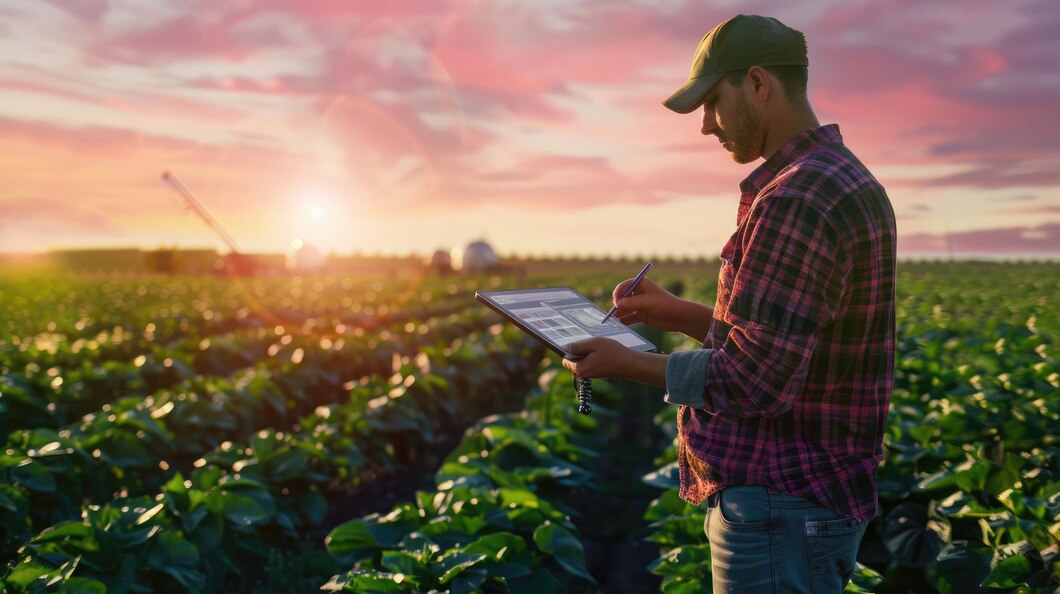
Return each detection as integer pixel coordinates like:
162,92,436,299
297,188,338,223
288,187,353,253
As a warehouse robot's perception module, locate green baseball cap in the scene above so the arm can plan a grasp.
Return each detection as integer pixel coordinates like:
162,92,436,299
663,14,808,114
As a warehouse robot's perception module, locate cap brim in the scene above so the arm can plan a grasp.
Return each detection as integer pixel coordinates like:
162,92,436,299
662,73,723,114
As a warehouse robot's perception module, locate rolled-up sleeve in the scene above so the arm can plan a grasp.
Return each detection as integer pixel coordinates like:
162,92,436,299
664,349,714,407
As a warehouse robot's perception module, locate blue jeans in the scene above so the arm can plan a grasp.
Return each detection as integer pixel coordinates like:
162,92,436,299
705,485,867,593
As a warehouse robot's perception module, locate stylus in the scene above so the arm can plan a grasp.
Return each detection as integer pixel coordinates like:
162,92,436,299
600,261,653,324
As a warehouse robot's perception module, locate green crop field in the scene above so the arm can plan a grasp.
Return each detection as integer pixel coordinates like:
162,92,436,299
0,262,1057,593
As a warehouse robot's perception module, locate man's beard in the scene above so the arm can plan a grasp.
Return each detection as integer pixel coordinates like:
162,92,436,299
721,91,765,164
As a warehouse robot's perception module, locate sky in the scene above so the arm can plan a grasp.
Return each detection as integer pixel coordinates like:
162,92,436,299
0,0,1058,259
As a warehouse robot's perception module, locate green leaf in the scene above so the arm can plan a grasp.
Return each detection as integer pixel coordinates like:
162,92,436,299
916,455,988,493
430,551,487,584
648,545,712,577
449,566,488,594
59,577,109,594
981,554,1033,587
326,520,380,554
11,458,56,493
844,563,884,593
30,521,96,548
162,472,190,511
0,488,18,512
460,531,526,562
205,491,268,527
661,576,707,594
187,504,220,547
935,491,998,518
268,449,310,482
192,465,223,490
506,568,561,594
147,531,205,592
927,541,992,594
985,453,1024,497
532,523,595,583
322,570,415,592
380,550,430,584
2,558,53,588
644,488,694,521
325,514,418,564
882,502,951,568
643,462,681,490
499,488,541,508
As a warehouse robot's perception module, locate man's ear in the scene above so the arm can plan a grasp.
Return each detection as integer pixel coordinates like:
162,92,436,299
746,66,771,103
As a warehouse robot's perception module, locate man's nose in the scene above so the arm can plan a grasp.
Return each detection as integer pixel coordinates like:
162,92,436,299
701,106,718,136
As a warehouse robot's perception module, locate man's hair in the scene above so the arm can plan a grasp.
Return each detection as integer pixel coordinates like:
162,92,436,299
723,65,808,104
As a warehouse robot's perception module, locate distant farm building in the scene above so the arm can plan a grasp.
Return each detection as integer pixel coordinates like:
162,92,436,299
454,240,500,272
428,249,453,275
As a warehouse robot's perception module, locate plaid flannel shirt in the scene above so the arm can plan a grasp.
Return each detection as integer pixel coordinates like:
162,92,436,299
664,124,896,522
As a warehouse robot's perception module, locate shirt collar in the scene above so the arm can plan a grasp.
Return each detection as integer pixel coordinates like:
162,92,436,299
739,124,843,195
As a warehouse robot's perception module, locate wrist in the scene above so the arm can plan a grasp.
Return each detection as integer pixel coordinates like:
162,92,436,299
621,351,668,387
673,298,714,339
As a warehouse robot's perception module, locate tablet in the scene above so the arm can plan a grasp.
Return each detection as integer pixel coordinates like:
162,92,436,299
476,287,657,359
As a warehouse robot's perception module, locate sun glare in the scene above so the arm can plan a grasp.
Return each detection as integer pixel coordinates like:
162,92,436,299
287,187,356,253
299,189,337,220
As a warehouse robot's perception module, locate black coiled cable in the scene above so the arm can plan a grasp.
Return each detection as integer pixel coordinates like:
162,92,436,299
574,375,592,415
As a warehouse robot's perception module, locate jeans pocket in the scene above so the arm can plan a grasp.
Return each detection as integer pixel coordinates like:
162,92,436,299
715,486,771,531
805,518,866,591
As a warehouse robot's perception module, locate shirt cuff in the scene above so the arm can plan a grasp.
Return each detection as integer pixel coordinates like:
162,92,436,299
664,349,714,408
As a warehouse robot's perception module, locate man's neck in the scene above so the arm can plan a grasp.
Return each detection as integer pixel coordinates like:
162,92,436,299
762,103,820,159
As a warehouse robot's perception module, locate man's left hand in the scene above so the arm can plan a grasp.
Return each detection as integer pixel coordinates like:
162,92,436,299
561,337,637,379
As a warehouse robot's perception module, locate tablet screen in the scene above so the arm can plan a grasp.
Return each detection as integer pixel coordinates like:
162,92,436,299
476,287,656,357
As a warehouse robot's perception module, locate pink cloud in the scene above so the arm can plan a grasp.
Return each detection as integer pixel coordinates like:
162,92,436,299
900,223,1060,256
910,162,1060,190
42,0,108,22
2,0,1058,255
0,78,100,104
997,205,1060,216
88,9,296,66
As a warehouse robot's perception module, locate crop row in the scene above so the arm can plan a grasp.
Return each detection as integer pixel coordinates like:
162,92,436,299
0,275,490,344
1,306,498,437
0,324,544,592
321,366,613,593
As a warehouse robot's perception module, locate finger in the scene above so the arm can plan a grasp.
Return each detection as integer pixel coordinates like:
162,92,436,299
616,293,648,311
565,338,595,356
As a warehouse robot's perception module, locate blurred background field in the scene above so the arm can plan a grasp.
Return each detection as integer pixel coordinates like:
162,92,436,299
0,259,1056,593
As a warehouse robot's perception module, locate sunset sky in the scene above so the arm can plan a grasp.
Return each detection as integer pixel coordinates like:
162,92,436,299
1,0,1057,259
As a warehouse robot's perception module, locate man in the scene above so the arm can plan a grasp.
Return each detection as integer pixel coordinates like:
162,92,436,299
562,14,896,593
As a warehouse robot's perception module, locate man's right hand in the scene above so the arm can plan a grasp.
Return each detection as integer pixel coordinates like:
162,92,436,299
611,278,713,339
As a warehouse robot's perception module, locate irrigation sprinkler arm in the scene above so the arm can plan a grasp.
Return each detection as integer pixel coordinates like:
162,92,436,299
161,170,242,254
